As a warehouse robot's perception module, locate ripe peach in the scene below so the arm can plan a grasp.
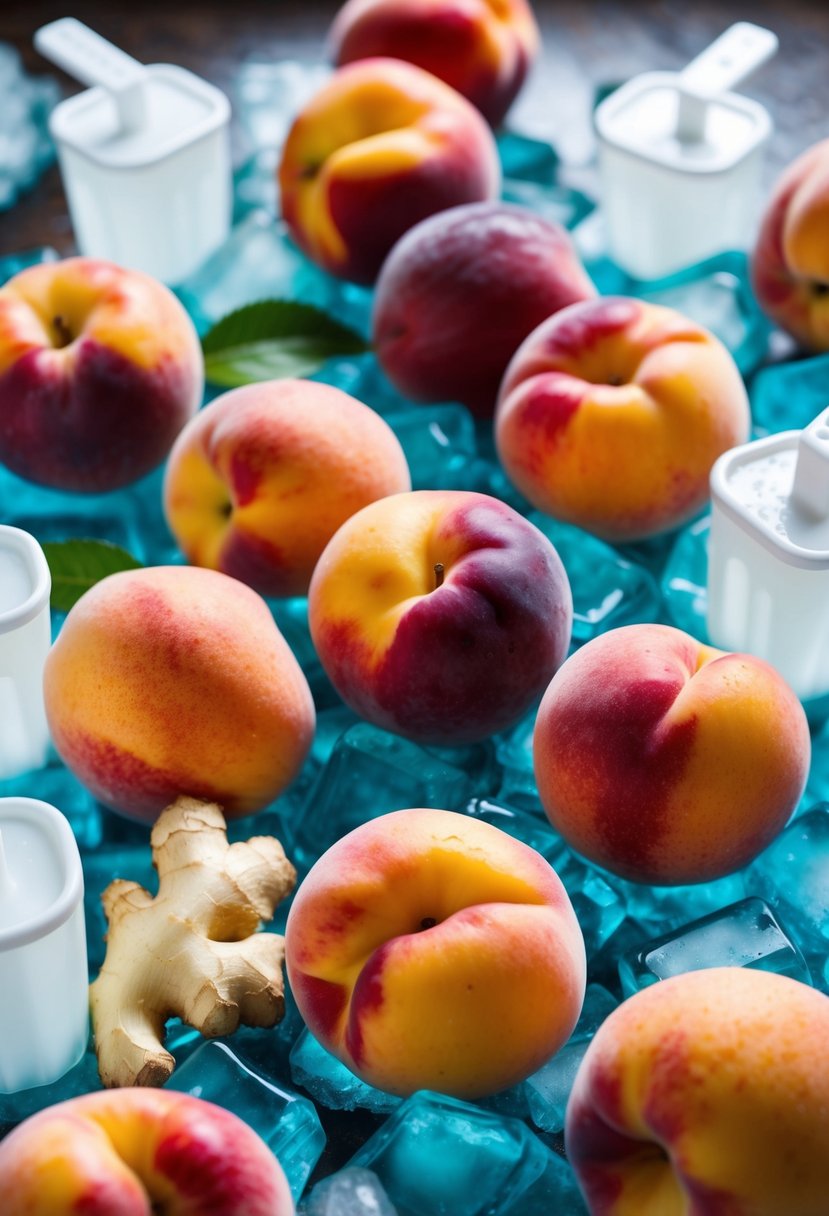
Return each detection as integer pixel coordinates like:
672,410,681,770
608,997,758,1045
0,1088,294,1216
752,137,829,350
329,0,540,128
373,202,596,418
495,297,750,541
0,257,202,492
308,489,573,744
285,807,586,1099
533,624,810,886
567,968,829,1215
163,379,411,598
43,566,315,823
278,57,500,284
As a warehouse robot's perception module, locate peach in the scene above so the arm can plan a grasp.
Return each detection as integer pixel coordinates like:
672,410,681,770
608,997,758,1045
308,489,572,744
752,137,829,350
495,297,750,541
278,57,500,284
43,566,315,823
533,624,810,886
0,257,202,492
373,201,596,418
0,1088,294,1215
566,968,829,1215
163,379,411,598
329,0,540,128
285,807,586,1099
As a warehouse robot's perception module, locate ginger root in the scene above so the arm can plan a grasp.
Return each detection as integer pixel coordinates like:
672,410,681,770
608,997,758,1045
90,795,296,1088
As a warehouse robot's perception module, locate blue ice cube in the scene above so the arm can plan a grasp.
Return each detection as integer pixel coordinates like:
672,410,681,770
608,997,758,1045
170,1040,325,1199
524,1041,587,1134
494,709,542,810
290,1029,401,1116
300,1167,399,1216
751,351,829,435
350,1090,587,1215
462,797,562,860
501,178,595,231
618,896,812,998
747,806,829,989
176,211,372,339
614,869,747,937
496,131,560,184
289,724,473,870
554,852,626,954
526,513,661,646
523,985,617,1134
583,250,769,375
660,515,710,639
310,354,412,416
385,405,477,490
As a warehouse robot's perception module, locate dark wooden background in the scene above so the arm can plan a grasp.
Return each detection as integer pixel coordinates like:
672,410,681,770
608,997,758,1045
2,0,828,258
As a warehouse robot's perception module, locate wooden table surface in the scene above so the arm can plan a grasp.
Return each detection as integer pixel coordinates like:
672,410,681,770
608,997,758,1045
2,0,828,258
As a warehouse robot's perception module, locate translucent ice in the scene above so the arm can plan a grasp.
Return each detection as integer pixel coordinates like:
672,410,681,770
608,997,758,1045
170,1040,325,1199
618,896,812,997
350,1090,587,1215
288,724,472,870
747,806,829,989
300,1167,399,1216
290,1029,401,1116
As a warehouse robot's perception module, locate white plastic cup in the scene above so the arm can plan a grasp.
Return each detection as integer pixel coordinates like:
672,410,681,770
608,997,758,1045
708,412,829,700
0,798,88,1093
36,19,232,284
595,23,777,280
0,526,51,781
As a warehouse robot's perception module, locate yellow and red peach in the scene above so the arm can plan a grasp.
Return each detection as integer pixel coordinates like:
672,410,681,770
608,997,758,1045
752,137,829,350
163,379,411,598
278,57,500,284
0,1088,294,1216
308,489,573,744
286,807,586,1099
373,201,596,418
533,623,810,886
329,0,540,128
566,968,829,1215
43,565,315,823
495,296,750,541
0,257,202,492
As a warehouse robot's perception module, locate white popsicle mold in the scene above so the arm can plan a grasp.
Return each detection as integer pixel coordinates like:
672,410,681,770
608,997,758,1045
35,18,232,283
0,526,52,782
595,22,778,280
708,409,829,700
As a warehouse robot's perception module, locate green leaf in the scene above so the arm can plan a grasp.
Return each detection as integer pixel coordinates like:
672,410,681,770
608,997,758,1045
202,299,369,388
43,539,143,612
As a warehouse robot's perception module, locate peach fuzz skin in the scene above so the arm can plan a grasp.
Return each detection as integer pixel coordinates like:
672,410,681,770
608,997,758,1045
533,623,811,886
285,807,586,1099
566,969,829,1216
373,201,596,418
495,296,750,542
163,379,411,598
0,257,202,492
308,489,573,745
752,137,829,350
278,57,500,284
0,1088,294,1216
43,566,315,823
329,0,539,128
